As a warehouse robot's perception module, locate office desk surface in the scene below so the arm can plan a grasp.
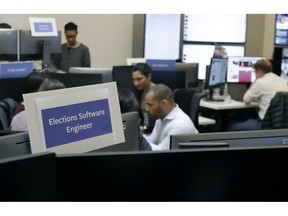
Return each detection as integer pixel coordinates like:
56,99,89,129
200,99,258,110
198,116,216,126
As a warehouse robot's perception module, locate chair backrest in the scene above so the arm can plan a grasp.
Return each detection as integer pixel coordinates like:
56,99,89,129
189,92,203,129
0,108,8,130
173,89,201,128
262,91,288,129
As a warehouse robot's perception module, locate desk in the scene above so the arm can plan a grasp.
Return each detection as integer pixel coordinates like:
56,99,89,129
199,99,259,132
198,116,216,126
200,99,258,110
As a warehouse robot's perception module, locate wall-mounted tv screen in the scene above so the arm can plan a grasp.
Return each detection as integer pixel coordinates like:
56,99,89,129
182,44,245,80
144,14,181,60
183,14,247,43
275,14,288,46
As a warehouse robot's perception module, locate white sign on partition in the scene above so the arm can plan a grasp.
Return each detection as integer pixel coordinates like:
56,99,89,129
24,82,125,154
29,17,58,37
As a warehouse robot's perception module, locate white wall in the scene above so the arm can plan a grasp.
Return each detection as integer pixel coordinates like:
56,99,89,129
0,14,133,68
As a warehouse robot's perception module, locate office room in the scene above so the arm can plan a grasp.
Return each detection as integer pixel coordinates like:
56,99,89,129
0,0,288,215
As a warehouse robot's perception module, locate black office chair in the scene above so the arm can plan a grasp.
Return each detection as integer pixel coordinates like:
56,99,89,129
173,89,201,129
189,92,204,129
262,91,288,129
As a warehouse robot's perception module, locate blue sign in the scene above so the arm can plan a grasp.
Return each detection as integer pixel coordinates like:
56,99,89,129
146,59,176,71
0,62,33,78
41,99,113,148
34,22,53,33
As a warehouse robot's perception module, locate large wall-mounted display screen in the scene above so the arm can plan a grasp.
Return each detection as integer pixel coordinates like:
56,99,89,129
144,14,181,60
275,14,288,45
183,14,247,43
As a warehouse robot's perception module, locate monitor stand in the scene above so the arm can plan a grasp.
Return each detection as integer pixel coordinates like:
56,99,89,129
205,88,225,102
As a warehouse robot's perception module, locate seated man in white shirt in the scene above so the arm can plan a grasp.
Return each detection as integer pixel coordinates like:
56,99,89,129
143,84,198,151
228,59,288,131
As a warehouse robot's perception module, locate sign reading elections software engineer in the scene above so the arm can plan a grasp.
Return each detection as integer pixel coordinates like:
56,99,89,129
41,99,112,149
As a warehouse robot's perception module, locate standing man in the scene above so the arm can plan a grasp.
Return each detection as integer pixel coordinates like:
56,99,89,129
143,84,198,151
54,22,91,72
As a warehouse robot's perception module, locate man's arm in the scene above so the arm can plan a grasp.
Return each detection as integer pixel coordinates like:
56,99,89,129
243,81,261,104
149,126,198,151
82,46,91,67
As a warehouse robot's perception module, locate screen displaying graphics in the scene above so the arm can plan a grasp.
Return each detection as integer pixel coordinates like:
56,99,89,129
275,14,288,45
227,56,267,83
183,14,247,43
144,14,181,59
208,58,228,87
281,48,288,81
182,44,245,79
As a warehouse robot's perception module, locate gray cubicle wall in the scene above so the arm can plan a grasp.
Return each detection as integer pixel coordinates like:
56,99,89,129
57,146,288,201
170,129,288,149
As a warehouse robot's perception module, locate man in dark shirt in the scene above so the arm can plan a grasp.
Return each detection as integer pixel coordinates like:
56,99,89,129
54,22,91,72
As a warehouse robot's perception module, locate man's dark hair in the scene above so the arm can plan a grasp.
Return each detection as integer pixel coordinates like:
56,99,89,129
118,88,140,113
64,22,78,31
0,23,11,29
148,84,174,103
132,63,153,77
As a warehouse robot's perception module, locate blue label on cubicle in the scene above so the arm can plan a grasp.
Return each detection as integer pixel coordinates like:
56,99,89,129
0,62,33,78
146,59,176,71
34,22,53,33
41,99,113,149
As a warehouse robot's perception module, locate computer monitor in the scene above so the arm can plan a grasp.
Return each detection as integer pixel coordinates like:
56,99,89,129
205,58,228,101
112,66,138,96
227,56,267,83
19,30,61,68
277,47,288,81
170,128,288,149
0,152,58,201
88,111,139,153
47,73,103,88
69,67,113,83
152,70,186,91
0,29,18,61
175,62,199,89
0,77,26,102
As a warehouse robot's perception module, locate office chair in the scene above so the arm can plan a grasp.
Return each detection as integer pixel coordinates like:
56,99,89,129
189,92,204,129
262,91,288,129
173,89,201,129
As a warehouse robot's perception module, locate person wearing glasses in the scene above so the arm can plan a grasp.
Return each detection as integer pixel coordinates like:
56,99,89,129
53,22,91,73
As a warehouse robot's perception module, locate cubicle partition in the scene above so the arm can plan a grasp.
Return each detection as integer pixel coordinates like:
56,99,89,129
170,129,288,149
0,143,288,201
57,146,288,201
2,128,288,201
